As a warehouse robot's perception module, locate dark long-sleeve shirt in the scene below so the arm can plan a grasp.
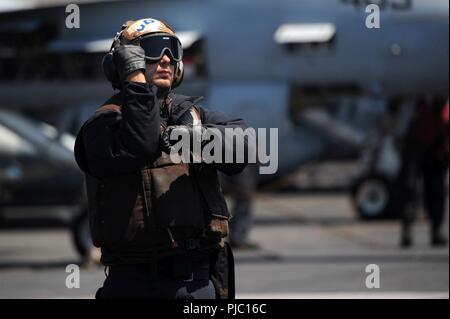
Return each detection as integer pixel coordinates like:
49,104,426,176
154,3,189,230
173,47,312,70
77,81,252,178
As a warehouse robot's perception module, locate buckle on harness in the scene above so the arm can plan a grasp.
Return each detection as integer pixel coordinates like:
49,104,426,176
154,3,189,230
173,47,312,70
166,228,200,251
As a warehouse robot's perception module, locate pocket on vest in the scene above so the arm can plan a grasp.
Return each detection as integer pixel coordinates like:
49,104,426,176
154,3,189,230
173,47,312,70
98,174,142,246
150,163,205,229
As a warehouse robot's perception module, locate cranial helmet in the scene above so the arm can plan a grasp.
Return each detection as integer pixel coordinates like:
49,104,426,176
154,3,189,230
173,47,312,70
102,18,184,89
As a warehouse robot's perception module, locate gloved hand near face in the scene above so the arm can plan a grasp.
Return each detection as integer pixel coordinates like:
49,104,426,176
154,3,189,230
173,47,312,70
112,44,147,83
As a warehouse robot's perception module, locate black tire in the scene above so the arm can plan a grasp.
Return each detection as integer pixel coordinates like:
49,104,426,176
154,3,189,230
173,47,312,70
71,210,93,258
351,175,397,220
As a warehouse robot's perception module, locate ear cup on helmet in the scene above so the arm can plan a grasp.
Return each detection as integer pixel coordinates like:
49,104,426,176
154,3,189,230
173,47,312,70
102,52,120,89
172,60,184,88
102,34,123,90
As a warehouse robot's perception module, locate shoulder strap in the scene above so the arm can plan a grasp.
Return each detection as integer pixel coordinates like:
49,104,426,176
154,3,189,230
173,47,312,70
169,94,204,124
190,105,202,125
95,103,122,114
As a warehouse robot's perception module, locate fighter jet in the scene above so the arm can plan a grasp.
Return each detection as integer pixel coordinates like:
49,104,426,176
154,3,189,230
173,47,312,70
0,0,448,226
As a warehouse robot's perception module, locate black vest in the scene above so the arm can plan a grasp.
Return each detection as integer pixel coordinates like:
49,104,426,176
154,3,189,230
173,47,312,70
74,93,230,265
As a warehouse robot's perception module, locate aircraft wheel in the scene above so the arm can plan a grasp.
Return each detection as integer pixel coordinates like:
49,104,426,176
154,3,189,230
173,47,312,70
351,175,396,220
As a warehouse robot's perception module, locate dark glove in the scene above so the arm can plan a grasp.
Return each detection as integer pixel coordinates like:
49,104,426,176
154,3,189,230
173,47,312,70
175,109,209,146
167,124,206,163
177,110,194,126
112,44,146,83
161,125,207,162
169,125,206,146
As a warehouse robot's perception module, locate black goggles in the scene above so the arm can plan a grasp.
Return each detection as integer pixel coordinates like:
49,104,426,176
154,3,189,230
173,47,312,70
139,34,183,62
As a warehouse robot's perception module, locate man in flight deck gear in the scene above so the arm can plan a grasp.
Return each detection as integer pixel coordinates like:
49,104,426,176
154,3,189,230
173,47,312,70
74,18,252,299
